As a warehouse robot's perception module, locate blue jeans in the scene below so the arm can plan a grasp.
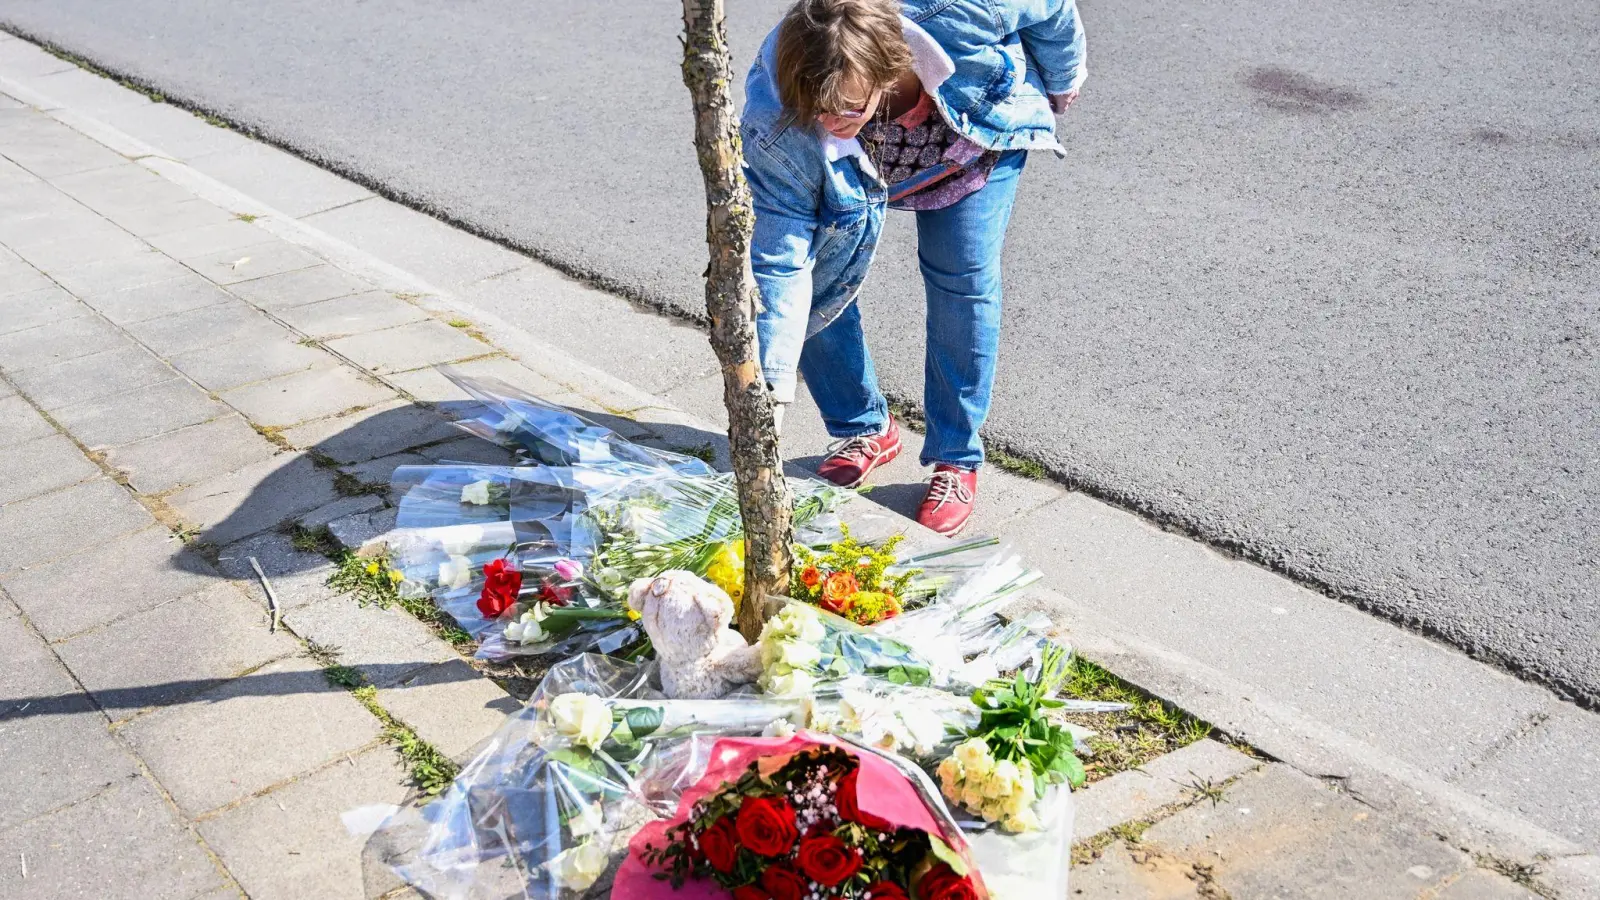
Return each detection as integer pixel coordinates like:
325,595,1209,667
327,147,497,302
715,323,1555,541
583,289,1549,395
799,149,1026,469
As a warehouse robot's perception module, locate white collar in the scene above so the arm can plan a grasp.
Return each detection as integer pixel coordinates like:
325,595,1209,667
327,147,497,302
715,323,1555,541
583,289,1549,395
816,16,955,177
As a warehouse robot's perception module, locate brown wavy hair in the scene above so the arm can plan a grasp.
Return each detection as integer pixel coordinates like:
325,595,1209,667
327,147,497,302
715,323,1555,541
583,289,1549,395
775,0,912,120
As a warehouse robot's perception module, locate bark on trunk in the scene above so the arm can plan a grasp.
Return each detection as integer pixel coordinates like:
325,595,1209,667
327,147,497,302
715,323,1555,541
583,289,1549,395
681,0,794,640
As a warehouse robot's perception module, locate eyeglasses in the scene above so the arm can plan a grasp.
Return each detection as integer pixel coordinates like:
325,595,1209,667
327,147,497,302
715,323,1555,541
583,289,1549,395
828,87,881,120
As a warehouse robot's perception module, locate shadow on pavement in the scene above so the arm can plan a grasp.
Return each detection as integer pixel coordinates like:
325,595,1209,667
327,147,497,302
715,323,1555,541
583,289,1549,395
0,661,485,720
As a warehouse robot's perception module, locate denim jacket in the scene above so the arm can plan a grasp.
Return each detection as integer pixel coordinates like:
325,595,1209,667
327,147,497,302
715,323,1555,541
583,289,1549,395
745,0,1086,402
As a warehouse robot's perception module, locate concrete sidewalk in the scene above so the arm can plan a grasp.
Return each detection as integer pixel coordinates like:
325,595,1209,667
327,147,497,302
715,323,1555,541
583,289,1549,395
0,31,1596,900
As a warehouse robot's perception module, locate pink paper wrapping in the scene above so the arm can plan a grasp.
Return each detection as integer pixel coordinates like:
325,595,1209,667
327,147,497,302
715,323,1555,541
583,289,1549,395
613,731,976,899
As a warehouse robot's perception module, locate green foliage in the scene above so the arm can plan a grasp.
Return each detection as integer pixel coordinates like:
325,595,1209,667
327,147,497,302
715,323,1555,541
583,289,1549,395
674,443,718,465
383,717,460,795
968,644,1087,791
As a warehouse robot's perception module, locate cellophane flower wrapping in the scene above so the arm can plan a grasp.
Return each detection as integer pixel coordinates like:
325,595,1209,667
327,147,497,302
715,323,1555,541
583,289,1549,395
366,654,812,899
439,365,714,478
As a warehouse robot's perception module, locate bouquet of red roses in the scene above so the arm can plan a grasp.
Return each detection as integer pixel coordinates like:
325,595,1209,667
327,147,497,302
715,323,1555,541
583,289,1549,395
615,733,987,900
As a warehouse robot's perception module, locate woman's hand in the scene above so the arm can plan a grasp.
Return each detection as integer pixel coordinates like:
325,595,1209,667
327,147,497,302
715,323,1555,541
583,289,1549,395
1048,90,1080,115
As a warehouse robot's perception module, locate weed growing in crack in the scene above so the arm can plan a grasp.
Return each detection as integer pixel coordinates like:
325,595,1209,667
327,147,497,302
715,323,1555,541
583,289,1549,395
304,640,341,667
1475,854,1557,898
675,442,718,465
1056,657,1220,781
236,213,258,223
989,448,1047,479
1185,776,1227,807
318,661,459,794
325,550,475,649
329,551,404,607
284,523,342,557
356,684,461,794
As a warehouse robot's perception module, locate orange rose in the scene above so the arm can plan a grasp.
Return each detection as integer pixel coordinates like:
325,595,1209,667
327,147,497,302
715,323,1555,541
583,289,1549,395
800,566,822,589
821,571,860,613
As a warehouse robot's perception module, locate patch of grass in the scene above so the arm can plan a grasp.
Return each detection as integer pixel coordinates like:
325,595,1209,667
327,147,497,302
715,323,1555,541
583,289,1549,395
1056,657,1219,782
195,111,231,129
989,448,1047,480
326,550,475,648
397,591,475,648
284,523,342,558
675,442,718,465
446,318,472,328
317,659,459,794
323,663,364,690
354,684,461,794
296,337,322,348
394,292,426,301
332,470,387,498
236,213,258,223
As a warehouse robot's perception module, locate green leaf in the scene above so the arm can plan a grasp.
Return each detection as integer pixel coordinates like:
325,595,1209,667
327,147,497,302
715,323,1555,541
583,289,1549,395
623,706,665,741
1062,751,1087,788
926,834,968,876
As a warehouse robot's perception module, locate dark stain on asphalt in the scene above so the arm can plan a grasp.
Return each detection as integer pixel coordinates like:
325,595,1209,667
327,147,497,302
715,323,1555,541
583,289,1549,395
1471,127,1515,145
1244,65,1367,113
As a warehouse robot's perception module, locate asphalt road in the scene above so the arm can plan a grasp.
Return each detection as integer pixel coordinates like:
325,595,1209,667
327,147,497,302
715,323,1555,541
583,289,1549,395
2,0,1595,703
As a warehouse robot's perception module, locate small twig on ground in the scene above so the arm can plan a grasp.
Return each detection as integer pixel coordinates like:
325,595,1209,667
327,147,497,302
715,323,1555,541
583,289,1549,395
20,851,26,879
249,557,280,633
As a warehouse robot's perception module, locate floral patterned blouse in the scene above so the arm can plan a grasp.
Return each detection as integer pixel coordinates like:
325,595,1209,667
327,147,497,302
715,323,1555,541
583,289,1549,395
859,92,1000,212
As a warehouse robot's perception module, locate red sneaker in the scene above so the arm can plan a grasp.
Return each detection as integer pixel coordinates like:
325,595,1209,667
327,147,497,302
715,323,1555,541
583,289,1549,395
816,418,902,489
917,465,978,536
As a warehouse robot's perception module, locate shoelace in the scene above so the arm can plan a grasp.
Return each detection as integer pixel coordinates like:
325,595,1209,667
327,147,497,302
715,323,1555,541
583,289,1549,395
924,469,974,511
824,433,883,463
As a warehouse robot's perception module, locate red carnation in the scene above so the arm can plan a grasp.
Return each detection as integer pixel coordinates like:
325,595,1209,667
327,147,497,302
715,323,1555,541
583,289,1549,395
760,865,808,900
699,816,738,873
864,882,910,900
796,833,862,886
732,887,772,900
918,863,979,900
476,558,522,618
736,795,799,858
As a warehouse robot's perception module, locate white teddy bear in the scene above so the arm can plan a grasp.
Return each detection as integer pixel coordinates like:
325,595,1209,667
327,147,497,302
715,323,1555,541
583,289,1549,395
627,571,762,699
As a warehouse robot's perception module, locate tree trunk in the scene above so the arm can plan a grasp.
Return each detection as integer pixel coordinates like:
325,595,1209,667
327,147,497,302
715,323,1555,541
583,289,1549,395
681,0,794,640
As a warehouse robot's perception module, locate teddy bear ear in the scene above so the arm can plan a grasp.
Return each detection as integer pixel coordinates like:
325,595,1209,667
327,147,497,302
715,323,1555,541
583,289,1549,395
626,577,652,612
